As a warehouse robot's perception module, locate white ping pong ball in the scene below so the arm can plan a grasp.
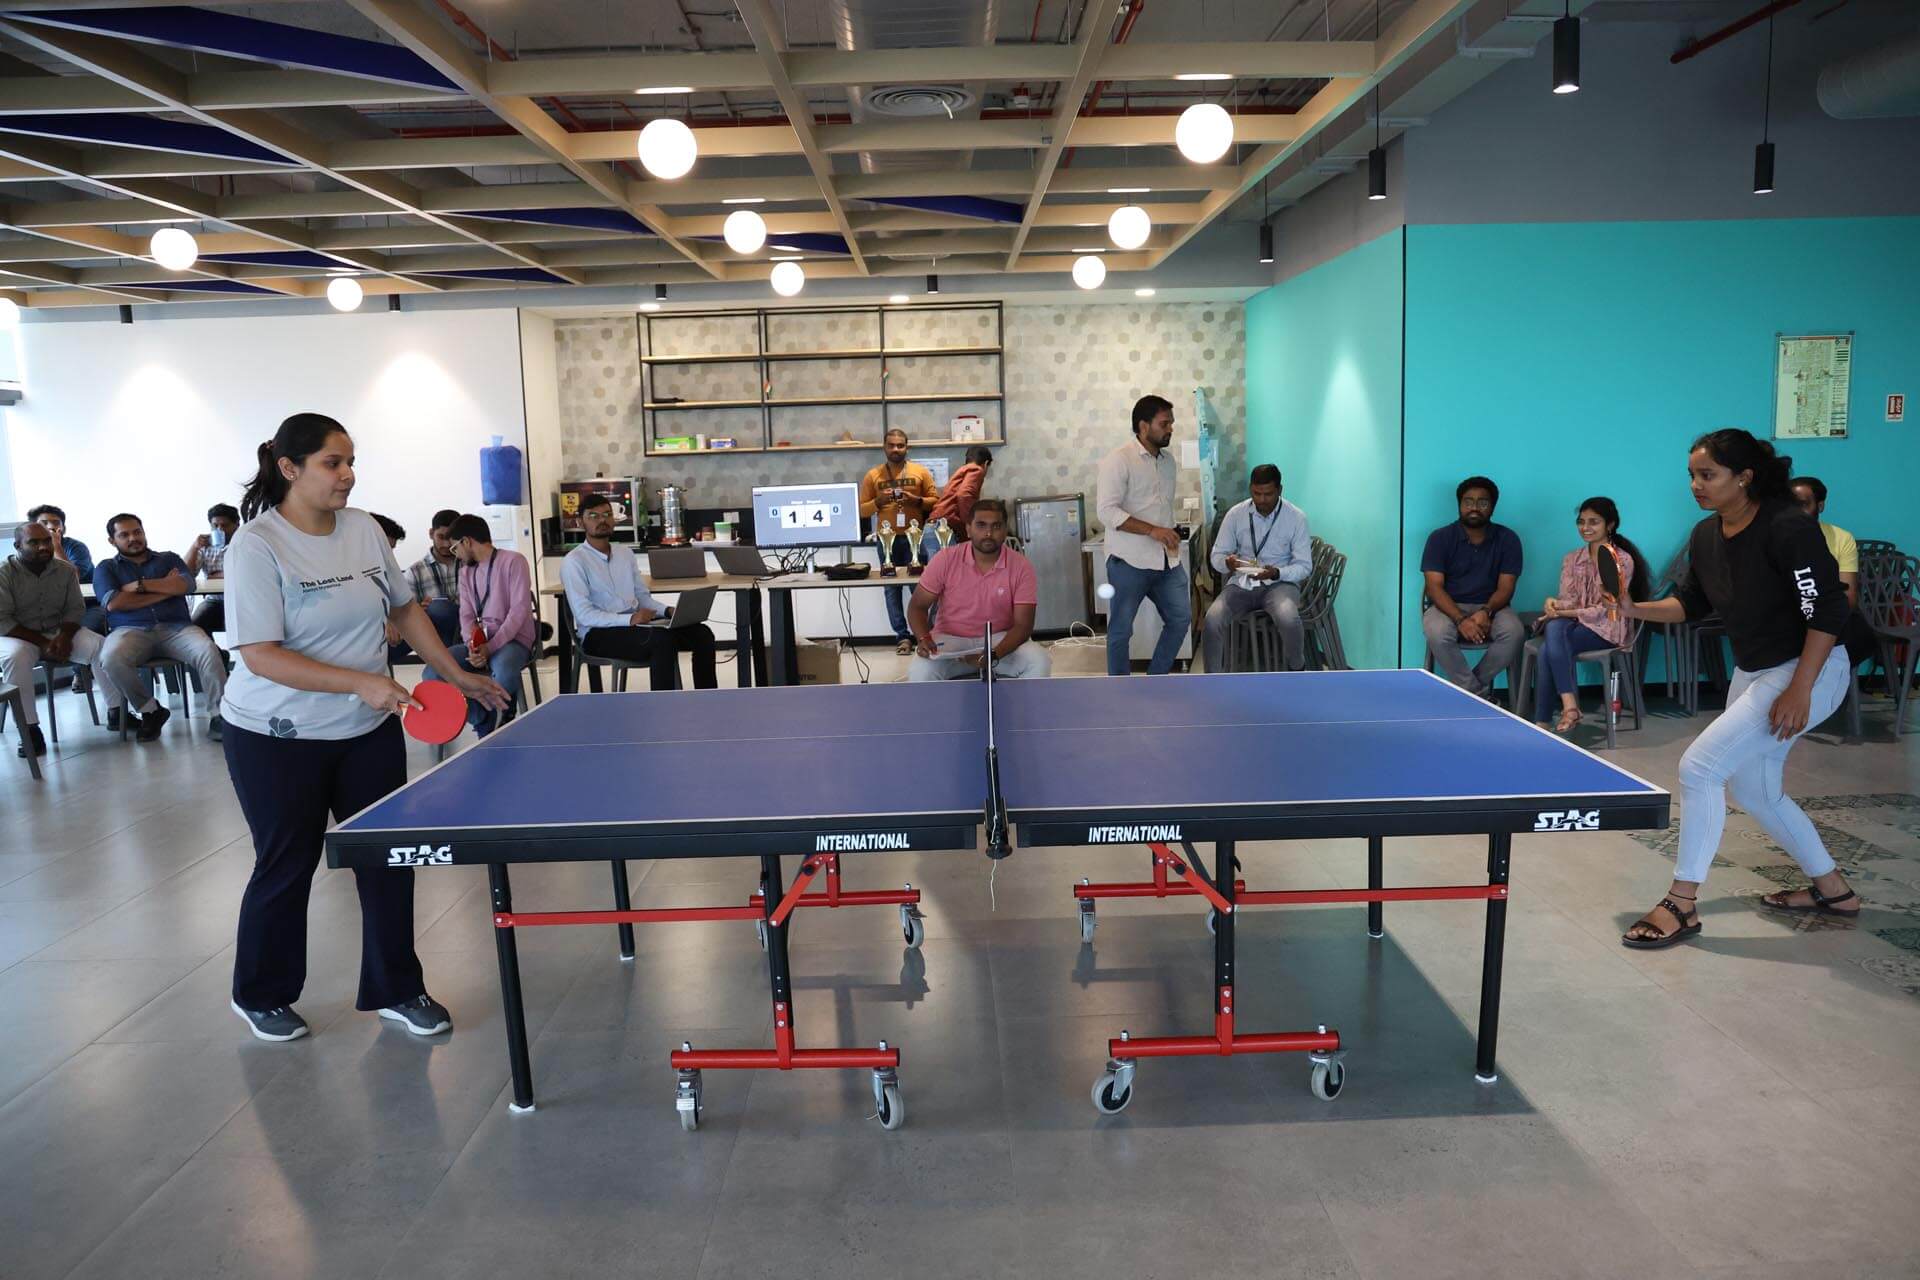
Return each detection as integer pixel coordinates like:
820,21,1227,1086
1096,583,1116,601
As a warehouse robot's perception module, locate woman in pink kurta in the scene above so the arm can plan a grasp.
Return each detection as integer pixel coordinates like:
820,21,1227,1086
1534,497,1651,733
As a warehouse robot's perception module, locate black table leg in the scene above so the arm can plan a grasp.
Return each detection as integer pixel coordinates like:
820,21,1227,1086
1215,838,1236,1003
769,588,796,686
610,860,635,959
1367,836,1384,938
732,589,754,689
749,589,769,687
1475,831,1512,1084
556,599,575,694
762,854,793,1021
488,862,537,1112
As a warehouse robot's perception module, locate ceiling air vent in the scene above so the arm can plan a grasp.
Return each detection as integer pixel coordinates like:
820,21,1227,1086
862,85,977,118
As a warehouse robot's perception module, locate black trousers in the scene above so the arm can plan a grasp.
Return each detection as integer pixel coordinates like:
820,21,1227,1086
582,624,719,690
225,716,423,1011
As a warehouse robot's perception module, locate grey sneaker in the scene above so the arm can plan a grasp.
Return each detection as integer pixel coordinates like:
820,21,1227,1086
379,993,451,1036
231,1000,309,1042
207,714,224,743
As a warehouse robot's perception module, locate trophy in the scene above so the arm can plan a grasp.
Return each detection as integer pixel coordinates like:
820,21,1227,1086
874,515,905,577
906,520,926,574
933,520,955,551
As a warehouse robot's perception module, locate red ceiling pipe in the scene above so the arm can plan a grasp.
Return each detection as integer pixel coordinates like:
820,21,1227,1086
1670,0,1806,64
1059,0,1147,169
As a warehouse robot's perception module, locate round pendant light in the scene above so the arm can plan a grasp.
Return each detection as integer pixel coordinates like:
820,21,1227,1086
770,260,806,297
637,118,698,180
723,208,767,255
1107,205,1151,250
149,227,199,272
1175,102,1234,164
326,276,364,312
1071,254,1107,290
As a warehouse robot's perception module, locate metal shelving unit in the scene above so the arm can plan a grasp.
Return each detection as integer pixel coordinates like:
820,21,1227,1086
638,302,1004,459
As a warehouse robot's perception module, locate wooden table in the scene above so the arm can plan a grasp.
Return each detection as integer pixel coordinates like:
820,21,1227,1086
759,570,920,686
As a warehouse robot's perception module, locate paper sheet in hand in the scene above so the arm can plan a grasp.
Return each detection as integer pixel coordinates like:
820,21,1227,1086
931,635,987,658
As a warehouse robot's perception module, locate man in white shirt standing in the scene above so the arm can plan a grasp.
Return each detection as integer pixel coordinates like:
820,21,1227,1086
1095,394,1191,675
1202,465,1313,672
559,493,718,691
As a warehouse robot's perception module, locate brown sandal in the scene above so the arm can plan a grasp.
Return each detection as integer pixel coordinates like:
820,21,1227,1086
1622,895,1701,950
1553,707,1582,735
1761,885,1860,916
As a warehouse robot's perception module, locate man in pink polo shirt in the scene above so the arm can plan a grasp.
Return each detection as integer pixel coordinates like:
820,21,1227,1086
906,499,1051,681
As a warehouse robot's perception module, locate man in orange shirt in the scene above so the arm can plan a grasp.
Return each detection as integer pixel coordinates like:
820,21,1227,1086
858,428,940,653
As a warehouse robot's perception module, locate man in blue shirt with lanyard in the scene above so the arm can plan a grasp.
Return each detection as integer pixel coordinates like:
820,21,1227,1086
1203,464,1313,672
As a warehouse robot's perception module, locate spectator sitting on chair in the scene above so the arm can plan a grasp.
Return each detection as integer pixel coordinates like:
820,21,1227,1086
1,522,121,758
185,502,240,637
928,445,994,543
560,493,718,691
420,515,535,738
1096,394,1193,676
394,508,462,659
1789,476,1858,609
27,503,103,635
94,513,228,742
1202,464,1312,672
1421,476,1524,699
1533,497,1651,734
907,499,1050,681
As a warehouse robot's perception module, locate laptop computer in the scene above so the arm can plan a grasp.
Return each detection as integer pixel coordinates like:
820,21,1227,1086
645,584,718,630
646,546,709,580
711,545,771,578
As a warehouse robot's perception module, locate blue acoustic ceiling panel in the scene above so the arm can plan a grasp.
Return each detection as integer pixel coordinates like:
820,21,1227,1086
122,279,285,295
0,113,292,164
867,195,1024,224
407,267,572,284
720,231,852,255
200,251,342,270
458,208,653,235
2,7,458,91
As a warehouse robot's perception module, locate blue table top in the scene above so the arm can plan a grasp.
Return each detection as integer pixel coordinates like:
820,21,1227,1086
335,671,1660,847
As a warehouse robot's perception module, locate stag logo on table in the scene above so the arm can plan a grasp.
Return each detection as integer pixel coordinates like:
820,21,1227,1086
1532,810,1600,832
388,844,454,866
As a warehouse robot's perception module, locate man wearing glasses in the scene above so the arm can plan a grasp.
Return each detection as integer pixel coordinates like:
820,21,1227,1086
1420,475,1524,697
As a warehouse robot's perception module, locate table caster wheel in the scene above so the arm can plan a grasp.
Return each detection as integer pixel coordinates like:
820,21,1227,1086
754,918,768,950
676,1067,704,1131
1078,906,1097,944
1091,1059,1135,1114
900,904,925,949
1309,1053,1345,1101
871,1066,905,1130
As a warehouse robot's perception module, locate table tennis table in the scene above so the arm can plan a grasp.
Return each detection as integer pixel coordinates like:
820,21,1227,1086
326,667,1667,1129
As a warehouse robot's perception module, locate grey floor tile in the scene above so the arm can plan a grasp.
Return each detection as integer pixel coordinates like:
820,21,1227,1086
0,955,204,1103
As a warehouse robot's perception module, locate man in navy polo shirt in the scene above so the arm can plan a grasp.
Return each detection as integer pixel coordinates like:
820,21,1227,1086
94,512,227,742
1420,476,1524,698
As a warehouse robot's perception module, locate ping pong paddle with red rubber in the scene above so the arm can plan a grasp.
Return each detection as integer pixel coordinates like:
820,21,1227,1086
1595,542,1630,621
402,680,466,745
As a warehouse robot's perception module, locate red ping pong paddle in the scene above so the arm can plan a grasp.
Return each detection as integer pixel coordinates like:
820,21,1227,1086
403,680,467,745
1595,542,1630,621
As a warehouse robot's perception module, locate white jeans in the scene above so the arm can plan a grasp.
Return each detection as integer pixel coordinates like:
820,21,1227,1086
1673,648,1851,885
0,629,113,726
98,623,226,715
908,640,1052,682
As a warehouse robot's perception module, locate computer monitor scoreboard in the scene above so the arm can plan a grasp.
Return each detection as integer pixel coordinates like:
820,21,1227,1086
753,482,863,548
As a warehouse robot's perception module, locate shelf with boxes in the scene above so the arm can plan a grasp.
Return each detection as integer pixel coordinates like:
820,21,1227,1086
638,302,1005,458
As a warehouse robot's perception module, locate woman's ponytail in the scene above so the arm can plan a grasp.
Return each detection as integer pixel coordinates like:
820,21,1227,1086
240,412,345,520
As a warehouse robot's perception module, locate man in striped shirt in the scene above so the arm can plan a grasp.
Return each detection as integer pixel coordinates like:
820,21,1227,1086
400,508,463,652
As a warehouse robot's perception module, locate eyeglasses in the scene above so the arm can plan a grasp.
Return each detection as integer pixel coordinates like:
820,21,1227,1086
1460,498,1494,510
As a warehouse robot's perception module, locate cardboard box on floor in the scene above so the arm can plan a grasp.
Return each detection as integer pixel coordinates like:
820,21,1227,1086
793,639,841,685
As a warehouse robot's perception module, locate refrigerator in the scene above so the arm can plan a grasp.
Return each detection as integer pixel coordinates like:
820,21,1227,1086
1015,494,1089,634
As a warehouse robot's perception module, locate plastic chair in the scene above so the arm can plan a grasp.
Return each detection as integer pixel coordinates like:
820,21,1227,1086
1517,633,1646,749
0,686,40,779
1860,553,1920,735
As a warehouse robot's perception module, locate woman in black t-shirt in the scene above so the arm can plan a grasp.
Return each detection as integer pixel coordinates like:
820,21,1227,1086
1616,429,1858,949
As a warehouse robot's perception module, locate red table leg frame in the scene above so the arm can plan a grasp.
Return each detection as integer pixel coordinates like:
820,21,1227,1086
748,854,923,932
493,854,909,1130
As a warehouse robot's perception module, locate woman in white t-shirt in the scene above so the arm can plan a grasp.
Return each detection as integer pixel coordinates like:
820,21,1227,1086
222,413,508,1043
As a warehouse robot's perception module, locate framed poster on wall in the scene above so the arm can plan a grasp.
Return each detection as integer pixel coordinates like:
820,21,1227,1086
1773,333,1853,440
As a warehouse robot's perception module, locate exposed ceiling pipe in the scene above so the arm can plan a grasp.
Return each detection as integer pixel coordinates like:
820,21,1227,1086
1670,0,1807,65
1818,34,1920,118
1059,0,1145,169
828,0,998,175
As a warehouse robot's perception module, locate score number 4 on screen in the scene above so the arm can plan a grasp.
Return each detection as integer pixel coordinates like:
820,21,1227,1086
770,500,842,530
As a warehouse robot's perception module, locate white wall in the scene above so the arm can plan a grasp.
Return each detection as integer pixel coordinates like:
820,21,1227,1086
4,308,527,571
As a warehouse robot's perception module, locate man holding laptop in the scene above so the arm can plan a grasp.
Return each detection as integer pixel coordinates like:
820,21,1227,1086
906,500,1050,682
560,493,719,691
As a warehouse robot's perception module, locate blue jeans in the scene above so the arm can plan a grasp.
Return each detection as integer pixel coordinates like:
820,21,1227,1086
881,528,942,641
389,597,461,665
1534,618,1614,722
1105,557,1192,676
425,639,529,737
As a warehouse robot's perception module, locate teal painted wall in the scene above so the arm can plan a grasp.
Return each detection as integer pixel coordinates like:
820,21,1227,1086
1245,229,1405,669
1399,216,1920,669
